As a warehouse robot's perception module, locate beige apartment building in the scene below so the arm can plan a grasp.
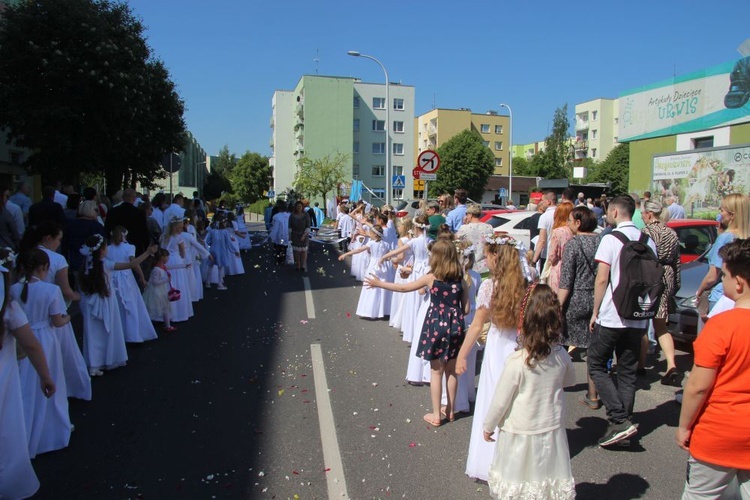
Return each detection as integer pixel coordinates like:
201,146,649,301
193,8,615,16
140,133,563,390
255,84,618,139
574,98,619,162
414,108,511,177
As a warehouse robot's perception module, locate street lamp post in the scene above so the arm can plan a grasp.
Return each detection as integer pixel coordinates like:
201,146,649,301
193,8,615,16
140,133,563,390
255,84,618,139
347,50,391,206
500,103,513,205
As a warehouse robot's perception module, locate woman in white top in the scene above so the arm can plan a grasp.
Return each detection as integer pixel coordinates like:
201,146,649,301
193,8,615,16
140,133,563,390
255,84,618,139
21,222,91,401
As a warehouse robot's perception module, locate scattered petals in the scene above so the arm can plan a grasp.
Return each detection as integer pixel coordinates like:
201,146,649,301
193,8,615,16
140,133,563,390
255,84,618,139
278,389,284,396
300,320,308,324
409,442,417,448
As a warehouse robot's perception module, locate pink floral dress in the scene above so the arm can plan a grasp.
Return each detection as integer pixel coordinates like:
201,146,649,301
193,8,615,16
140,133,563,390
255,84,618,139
547,226,573,293
416,279,465,362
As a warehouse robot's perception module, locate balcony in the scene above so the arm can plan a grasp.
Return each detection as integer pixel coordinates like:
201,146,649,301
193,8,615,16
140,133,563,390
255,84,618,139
294,124,304,141
295,102,304,119
576,119,589,131
574,140,587,151
269,136,274,149
270,115,275,128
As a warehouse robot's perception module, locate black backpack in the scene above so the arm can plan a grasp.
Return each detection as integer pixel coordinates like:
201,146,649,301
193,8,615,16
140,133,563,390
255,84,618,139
609,231,664,320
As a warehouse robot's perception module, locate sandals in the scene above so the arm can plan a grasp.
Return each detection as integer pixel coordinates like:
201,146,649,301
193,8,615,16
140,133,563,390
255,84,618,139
579,394,602,410
164,326,177,333
423,414,442,427
661,367,683,386
440,407,456,422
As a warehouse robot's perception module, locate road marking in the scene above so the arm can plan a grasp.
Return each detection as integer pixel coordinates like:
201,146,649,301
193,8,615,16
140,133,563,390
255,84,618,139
311,343,349,499
302,276,316,319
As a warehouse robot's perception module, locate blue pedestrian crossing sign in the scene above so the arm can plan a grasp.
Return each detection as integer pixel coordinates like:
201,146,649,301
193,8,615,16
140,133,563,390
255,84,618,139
498,188,508,198
392,175,406,188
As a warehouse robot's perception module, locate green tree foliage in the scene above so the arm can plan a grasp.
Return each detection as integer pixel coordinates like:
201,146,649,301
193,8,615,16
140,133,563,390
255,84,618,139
428,130,495,201
212,145,236,177
0,0,185,193
586,143,630,195
203,169,232,201
230,152,270,204
521,105,573,180
294,153,348,209
510,156,535,177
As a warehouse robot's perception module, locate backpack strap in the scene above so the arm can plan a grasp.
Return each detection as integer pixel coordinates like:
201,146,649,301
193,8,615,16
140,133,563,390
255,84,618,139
611,230,630,246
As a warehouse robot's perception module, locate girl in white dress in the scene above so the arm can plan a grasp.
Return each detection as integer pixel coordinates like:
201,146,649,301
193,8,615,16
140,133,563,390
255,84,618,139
143,249,178,331
162,217,195,319
79,234,156,376
338,226,392,319
0,251,56,500
388,218,413,330
483,284,576,499
106,226,157,343
456,235,530,482
182,215,211,301
225,217,245,276
21,222,91,400
230,210,252,251
13,249,72,458
349,217,369,281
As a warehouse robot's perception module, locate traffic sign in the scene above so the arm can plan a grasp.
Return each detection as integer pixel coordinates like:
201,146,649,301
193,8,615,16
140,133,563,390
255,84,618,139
498,188,508,198
414,180,425,190
420,173,437,181
417,150,440,173
392,175,405,188
412,167,421,179
161,153,182,173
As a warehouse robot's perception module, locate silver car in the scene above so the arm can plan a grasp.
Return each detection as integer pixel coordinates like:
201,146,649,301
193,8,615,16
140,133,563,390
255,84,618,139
667,252,711,344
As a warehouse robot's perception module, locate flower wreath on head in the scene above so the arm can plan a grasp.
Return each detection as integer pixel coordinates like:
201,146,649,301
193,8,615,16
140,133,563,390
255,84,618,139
0,248,17,268
79,234,104,274
484,233,534,282
414,221,430,230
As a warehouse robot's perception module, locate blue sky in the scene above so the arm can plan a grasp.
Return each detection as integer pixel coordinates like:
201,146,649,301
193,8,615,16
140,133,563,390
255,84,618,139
126,0,750,157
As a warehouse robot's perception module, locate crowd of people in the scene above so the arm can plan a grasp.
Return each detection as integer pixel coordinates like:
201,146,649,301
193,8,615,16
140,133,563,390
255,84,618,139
0,183,252,499
332,187,750,499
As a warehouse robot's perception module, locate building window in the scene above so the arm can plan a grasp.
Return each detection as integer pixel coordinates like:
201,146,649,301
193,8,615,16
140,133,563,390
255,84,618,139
481,124,490,133
353,96,360,108
592,110,598,121
372,142,386,154
372,165,385,177
592,129,597,139
353,142,359,154
371,188,385,201
393,98,404,110
483,140,490,147
393,120,404,133
353,119,359,132
393,188,404,200
372,120,385,132
373,97,385,109
693,136,714,149
353,164,360,177
592,148,597,158
495,158,503,167
494,141,503,151
495,125,503,134
393,143,404,155
393,165,403,175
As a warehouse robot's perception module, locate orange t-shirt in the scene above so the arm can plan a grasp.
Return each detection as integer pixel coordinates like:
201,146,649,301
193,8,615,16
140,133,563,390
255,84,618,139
690,308,750,469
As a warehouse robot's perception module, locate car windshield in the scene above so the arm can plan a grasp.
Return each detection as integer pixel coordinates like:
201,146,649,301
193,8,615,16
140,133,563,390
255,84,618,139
513,216,536,230
395,201,408,211
674,225,716,258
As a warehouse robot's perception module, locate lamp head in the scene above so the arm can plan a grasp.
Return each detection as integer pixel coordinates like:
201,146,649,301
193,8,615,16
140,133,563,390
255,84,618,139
347,50,361,57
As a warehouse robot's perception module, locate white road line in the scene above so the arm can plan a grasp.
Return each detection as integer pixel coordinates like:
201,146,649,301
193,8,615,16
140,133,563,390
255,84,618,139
311,343,349,499
302,276,316,319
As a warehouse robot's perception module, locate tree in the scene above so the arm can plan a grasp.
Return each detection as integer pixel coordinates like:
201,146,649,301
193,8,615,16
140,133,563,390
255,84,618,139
532,104,572,180
294,153,348,210
0,0,185,193
510,156,536,177
586,143,630,195
203,169,232,201
428,130,495,201
230,152,270,204
212,145,236,177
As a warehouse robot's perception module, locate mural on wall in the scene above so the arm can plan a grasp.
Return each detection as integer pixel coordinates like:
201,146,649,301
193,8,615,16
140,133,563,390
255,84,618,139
652,145,750,218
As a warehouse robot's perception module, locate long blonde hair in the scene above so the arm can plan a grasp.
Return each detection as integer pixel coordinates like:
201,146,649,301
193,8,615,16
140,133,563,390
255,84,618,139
723,193,750,239
487,243,526,329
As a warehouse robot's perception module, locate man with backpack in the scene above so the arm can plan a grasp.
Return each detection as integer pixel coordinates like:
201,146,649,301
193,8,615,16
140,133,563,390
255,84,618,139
588,195,662,447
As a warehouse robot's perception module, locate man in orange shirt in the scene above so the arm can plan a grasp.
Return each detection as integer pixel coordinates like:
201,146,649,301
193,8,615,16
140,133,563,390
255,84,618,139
677,238,750,498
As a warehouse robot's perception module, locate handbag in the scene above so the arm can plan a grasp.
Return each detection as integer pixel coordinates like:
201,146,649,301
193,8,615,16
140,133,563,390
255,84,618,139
168,288,181,302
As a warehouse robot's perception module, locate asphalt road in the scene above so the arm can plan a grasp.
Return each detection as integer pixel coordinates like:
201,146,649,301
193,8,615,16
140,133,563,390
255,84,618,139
32,224,692,499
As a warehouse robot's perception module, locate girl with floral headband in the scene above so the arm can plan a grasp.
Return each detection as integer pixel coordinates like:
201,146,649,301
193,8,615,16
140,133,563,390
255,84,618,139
162,216,195,318
456,233,530,482
79,234,157,376
483,283,576,499
107,226,157,343
388,217,413,332
338,224,393,319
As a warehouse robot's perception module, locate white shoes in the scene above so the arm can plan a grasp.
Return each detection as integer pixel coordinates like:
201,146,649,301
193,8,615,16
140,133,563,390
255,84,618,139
89,369,104,377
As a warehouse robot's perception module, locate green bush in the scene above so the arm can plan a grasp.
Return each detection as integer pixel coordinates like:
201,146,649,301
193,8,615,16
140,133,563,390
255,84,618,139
248,199,271,215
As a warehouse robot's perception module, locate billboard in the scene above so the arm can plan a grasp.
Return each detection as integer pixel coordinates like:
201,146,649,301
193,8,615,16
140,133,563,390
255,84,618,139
652,144,750,218
619,58,750,142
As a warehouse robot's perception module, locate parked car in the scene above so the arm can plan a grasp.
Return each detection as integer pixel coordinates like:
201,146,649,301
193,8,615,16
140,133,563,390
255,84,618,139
486,212,539,248
480,209,521,223
666,219,719,264
394,199,428,218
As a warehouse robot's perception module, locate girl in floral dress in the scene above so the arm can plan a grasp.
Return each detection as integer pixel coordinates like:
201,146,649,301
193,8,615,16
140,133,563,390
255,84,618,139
365,239,469,427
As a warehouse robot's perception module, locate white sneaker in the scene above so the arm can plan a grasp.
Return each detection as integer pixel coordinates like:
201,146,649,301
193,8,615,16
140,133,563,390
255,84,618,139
217,284,227,290
89,369,104,377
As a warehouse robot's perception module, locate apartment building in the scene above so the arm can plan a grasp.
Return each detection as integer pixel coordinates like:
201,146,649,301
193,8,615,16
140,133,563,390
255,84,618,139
415,108,510,176
271,75,415,205
512,140,545,161
574,98,619,162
